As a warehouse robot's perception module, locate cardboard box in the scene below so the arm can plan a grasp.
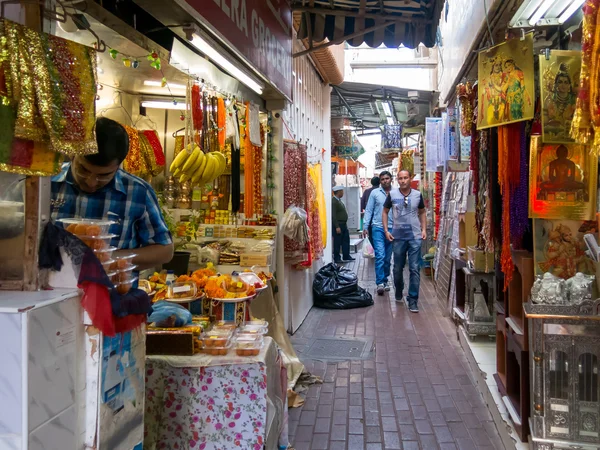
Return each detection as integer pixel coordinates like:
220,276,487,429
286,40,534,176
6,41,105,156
146,331,195,356
240,252,271,266
459,212,477,250
468,246,495,273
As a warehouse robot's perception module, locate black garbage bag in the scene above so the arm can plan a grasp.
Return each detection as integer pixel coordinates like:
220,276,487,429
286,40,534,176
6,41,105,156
313,263,358,298
314,286,374,310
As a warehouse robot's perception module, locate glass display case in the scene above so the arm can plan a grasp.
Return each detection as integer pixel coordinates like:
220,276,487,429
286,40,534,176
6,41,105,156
526,301,600,450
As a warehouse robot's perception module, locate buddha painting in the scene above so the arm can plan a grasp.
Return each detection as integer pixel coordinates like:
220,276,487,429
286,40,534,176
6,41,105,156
529,138,597,220
540,50,581,143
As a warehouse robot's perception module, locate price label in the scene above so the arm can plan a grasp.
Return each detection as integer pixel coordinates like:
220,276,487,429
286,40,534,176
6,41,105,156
173,285,191,294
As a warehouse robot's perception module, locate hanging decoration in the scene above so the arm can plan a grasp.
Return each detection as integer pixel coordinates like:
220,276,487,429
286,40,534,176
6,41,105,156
108,46,160,70
243,102,254,218
309,163,327,248
434,172,443,239
509,123,529,249
283,140,308,258
252,125,264,214
266,114,276,214
217,97,226,149
381,124,403,152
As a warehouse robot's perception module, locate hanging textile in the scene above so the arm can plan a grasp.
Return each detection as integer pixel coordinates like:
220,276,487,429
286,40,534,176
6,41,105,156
400,150,414,175
283,141,307,258
252,126,264,214
248,103,262,147
191,84,203,134
217,97,226,149
381,124,402,151
309,163,327,249
122,124,143,176
231,105,241,212
1,19,97,156
226,103,240,148
142,130,166,174
509,123,529,249
571,0,600,145
476,131,489,249
243,103,254,217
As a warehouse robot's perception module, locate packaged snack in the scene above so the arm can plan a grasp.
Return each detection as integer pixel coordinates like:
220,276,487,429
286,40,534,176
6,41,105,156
58,218,115,236
138,279,152,294
199,330,233,355
213,320,237,332
237,271,266,289
238,320,268,335
192,315,211,330
234,334,264,356
167,281,198,301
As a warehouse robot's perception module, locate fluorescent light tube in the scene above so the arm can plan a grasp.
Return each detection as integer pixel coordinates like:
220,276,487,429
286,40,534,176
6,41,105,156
141,101,187,110
382,102,392,117
189,34,264,95
559,0,585,23
144,80,186,90
529,0,557,25
387,116,395,125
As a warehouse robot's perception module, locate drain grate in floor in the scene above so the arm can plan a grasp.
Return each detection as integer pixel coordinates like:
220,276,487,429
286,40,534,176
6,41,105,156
304,337,374,361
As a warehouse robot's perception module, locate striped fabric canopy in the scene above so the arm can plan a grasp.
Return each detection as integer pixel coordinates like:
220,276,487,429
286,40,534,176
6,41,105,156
296,0,444,49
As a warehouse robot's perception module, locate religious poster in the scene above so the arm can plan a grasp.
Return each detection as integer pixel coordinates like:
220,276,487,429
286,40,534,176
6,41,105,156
477,33,534,130
540,50,581,143
529,136,597,220
533,219,597,279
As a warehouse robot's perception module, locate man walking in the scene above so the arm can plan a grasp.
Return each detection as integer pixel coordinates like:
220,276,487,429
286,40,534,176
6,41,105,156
361,176,380,246
382,170,427,313
332,185,355,263
363,171,393,295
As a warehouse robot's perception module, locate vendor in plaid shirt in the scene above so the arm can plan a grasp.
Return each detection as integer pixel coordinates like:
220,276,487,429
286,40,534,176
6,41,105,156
51,117,174,269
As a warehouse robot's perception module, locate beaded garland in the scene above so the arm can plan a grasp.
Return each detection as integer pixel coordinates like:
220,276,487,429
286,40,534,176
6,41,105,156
509,123,529,249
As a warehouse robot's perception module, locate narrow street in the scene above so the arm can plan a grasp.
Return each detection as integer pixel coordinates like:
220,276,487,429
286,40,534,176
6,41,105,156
288,256,504,450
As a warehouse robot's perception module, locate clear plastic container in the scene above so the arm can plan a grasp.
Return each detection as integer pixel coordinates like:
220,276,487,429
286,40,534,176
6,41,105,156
192,315,211,330
237,271,265,289
138,279,151,294
238,320,268,335
167,281,198,301
213,320,237,332
111,265,138,284
116,276,138,295
101,259,116,272
234,334,264,356
221,273,249,296
200,330,233,352
199,341,231,356
58,218,116,236
110,254,136,271
77,234,116,251
94,246,117,263
251,265,273,281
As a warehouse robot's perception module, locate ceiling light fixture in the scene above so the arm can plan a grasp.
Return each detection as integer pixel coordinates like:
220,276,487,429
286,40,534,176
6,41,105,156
382,102,393,117
387,116,395,125
141,100,187,110
187,34,264,95
509,0,584,27
143,80,186,90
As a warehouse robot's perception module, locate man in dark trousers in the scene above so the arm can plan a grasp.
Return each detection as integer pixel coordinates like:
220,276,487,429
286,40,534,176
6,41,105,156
332,185,355,263
361,176,380,246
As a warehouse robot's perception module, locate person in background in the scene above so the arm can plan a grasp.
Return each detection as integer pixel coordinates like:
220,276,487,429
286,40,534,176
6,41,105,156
51,117,174,270
361,176,380,246
332,185,355,263
382,169,427,313
363,171,393,295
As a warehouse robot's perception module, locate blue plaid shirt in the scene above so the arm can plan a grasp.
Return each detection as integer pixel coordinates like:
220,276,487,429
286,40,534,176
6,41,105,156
51,163,172,250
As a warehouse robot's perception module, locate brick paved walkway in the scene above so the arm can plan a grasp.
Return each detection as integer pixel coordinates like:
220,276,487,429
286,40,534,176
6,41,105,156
288,256,504,450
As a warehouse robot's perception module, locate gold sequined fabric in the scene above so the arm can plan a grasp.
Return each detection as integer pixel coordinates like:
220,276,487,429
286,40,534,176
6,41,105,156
122,124,143,176
0,19,97,156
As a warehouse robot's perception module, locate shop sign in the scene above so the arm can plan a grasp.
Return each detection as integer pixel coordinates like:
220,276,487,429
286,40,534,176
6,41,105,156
184,0,293,99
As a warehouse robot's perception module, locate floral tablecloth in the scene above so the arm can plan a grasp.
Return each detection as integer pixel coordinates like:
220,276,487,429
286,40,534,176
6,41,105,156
144,337,288,450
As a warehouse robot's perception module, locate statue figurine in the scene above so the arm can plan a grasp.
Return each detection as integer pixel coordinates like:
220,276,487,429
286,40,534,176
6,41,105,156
566,272,595,305
531,272,567,305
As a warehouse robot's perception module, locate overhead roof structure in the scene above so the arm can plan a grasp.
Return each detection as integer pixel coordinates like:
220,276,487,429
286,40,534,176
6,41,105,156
293,0,444,57
330,81,436,131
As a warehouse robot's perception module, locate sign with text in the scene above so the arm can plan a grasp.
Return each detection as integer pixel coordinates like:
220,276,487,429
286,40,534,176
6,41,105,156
184,0,293,99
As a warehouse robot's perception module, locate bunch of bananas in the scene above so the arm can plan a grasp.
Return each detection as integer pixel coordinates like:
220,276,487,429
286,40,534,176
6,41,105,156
169,145,227,185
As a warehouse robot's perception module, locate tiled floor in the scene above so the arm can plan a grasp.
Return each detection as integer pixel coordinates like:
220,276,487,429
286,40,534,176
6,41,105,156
288,256,505,450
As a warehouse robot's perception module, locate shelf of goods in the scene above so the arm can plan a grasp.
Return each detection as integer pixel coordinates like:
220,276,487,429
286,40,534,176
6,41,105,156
494,250,535,442
525,300,600,450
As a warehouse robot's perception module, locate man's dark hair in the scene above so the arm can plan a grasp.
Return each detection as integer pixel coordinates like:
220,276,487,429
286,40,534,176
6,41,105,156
371,176,380,187
85,117,130,166
379,170,393,179
398,169,413,177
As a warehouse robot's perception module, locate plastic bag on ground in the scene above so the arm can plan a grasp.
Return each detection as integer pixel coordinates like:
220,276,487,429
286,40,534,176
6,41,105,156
314,286,374,310
313,263,358,299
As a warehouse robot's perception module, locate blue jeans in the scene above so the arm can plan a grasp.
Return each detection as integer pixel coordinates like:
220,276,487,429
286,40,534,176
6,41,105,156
371,227,392,285
393,239,422,307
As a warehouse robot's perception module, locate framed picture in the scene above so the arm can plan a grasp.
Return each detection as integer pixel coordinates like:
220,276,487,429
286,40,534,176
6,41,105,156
540,50,581,143
533,219,597,279
529,136,597,220
477,33,535,130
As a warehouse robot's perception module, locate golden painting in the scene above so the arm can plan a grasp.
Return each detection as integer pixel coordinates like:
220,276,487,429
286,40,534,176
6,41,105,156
529,136,597,220
477,33,534,130
534,219,597,279
540,50,581,143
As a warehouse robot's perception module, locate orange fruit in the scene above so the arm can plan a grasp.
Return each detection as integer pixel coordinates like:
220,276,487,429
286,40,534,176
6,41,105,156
66,223,78,233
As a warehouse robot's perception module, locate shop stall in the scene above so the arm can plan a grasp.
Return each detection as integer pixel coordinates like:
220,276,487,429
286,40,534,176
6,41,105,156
0,1,299,449
432,2,600,448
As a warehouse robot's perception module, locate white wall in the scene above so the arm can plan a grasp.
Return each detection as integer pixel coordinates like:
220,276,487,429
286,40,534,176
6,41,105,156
280,41,333,333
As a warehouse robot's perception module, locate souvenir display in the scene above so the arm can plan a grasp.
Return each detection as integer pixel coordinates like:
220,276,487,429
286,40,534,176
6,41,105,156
540,50,581,143
531,272,567,305
529,137,597,219
565,272,595,305
477,33,534,129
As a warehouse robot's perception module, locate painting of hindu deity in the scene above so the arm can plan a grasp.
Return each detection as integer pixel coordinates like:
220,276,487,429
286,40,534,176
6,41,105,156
477,33,534,129
529,136,597,220
534,219,597,279
540,50,581,143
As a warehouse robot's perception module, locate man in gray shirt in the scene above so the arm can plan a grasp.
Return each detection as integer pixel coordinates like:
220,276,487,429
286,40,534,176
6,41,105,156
382,170,427,313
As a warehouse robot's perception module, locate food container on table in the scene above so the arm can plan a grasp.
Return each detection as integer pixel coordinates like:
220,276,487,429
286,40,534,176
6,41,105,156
192,315,211,330
221,273,249,296
116,276,138,295
237,271,265,289
234,334,264,356
199,340,231,356
76,234,117,251
110,254,136,271
212,320,237,332
238,320,268,335
94,246,117,263
251,265,273,281
58,218,115,236
166,281,198,301
199,330,233,355
138,279,152,294
110,265,138,284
